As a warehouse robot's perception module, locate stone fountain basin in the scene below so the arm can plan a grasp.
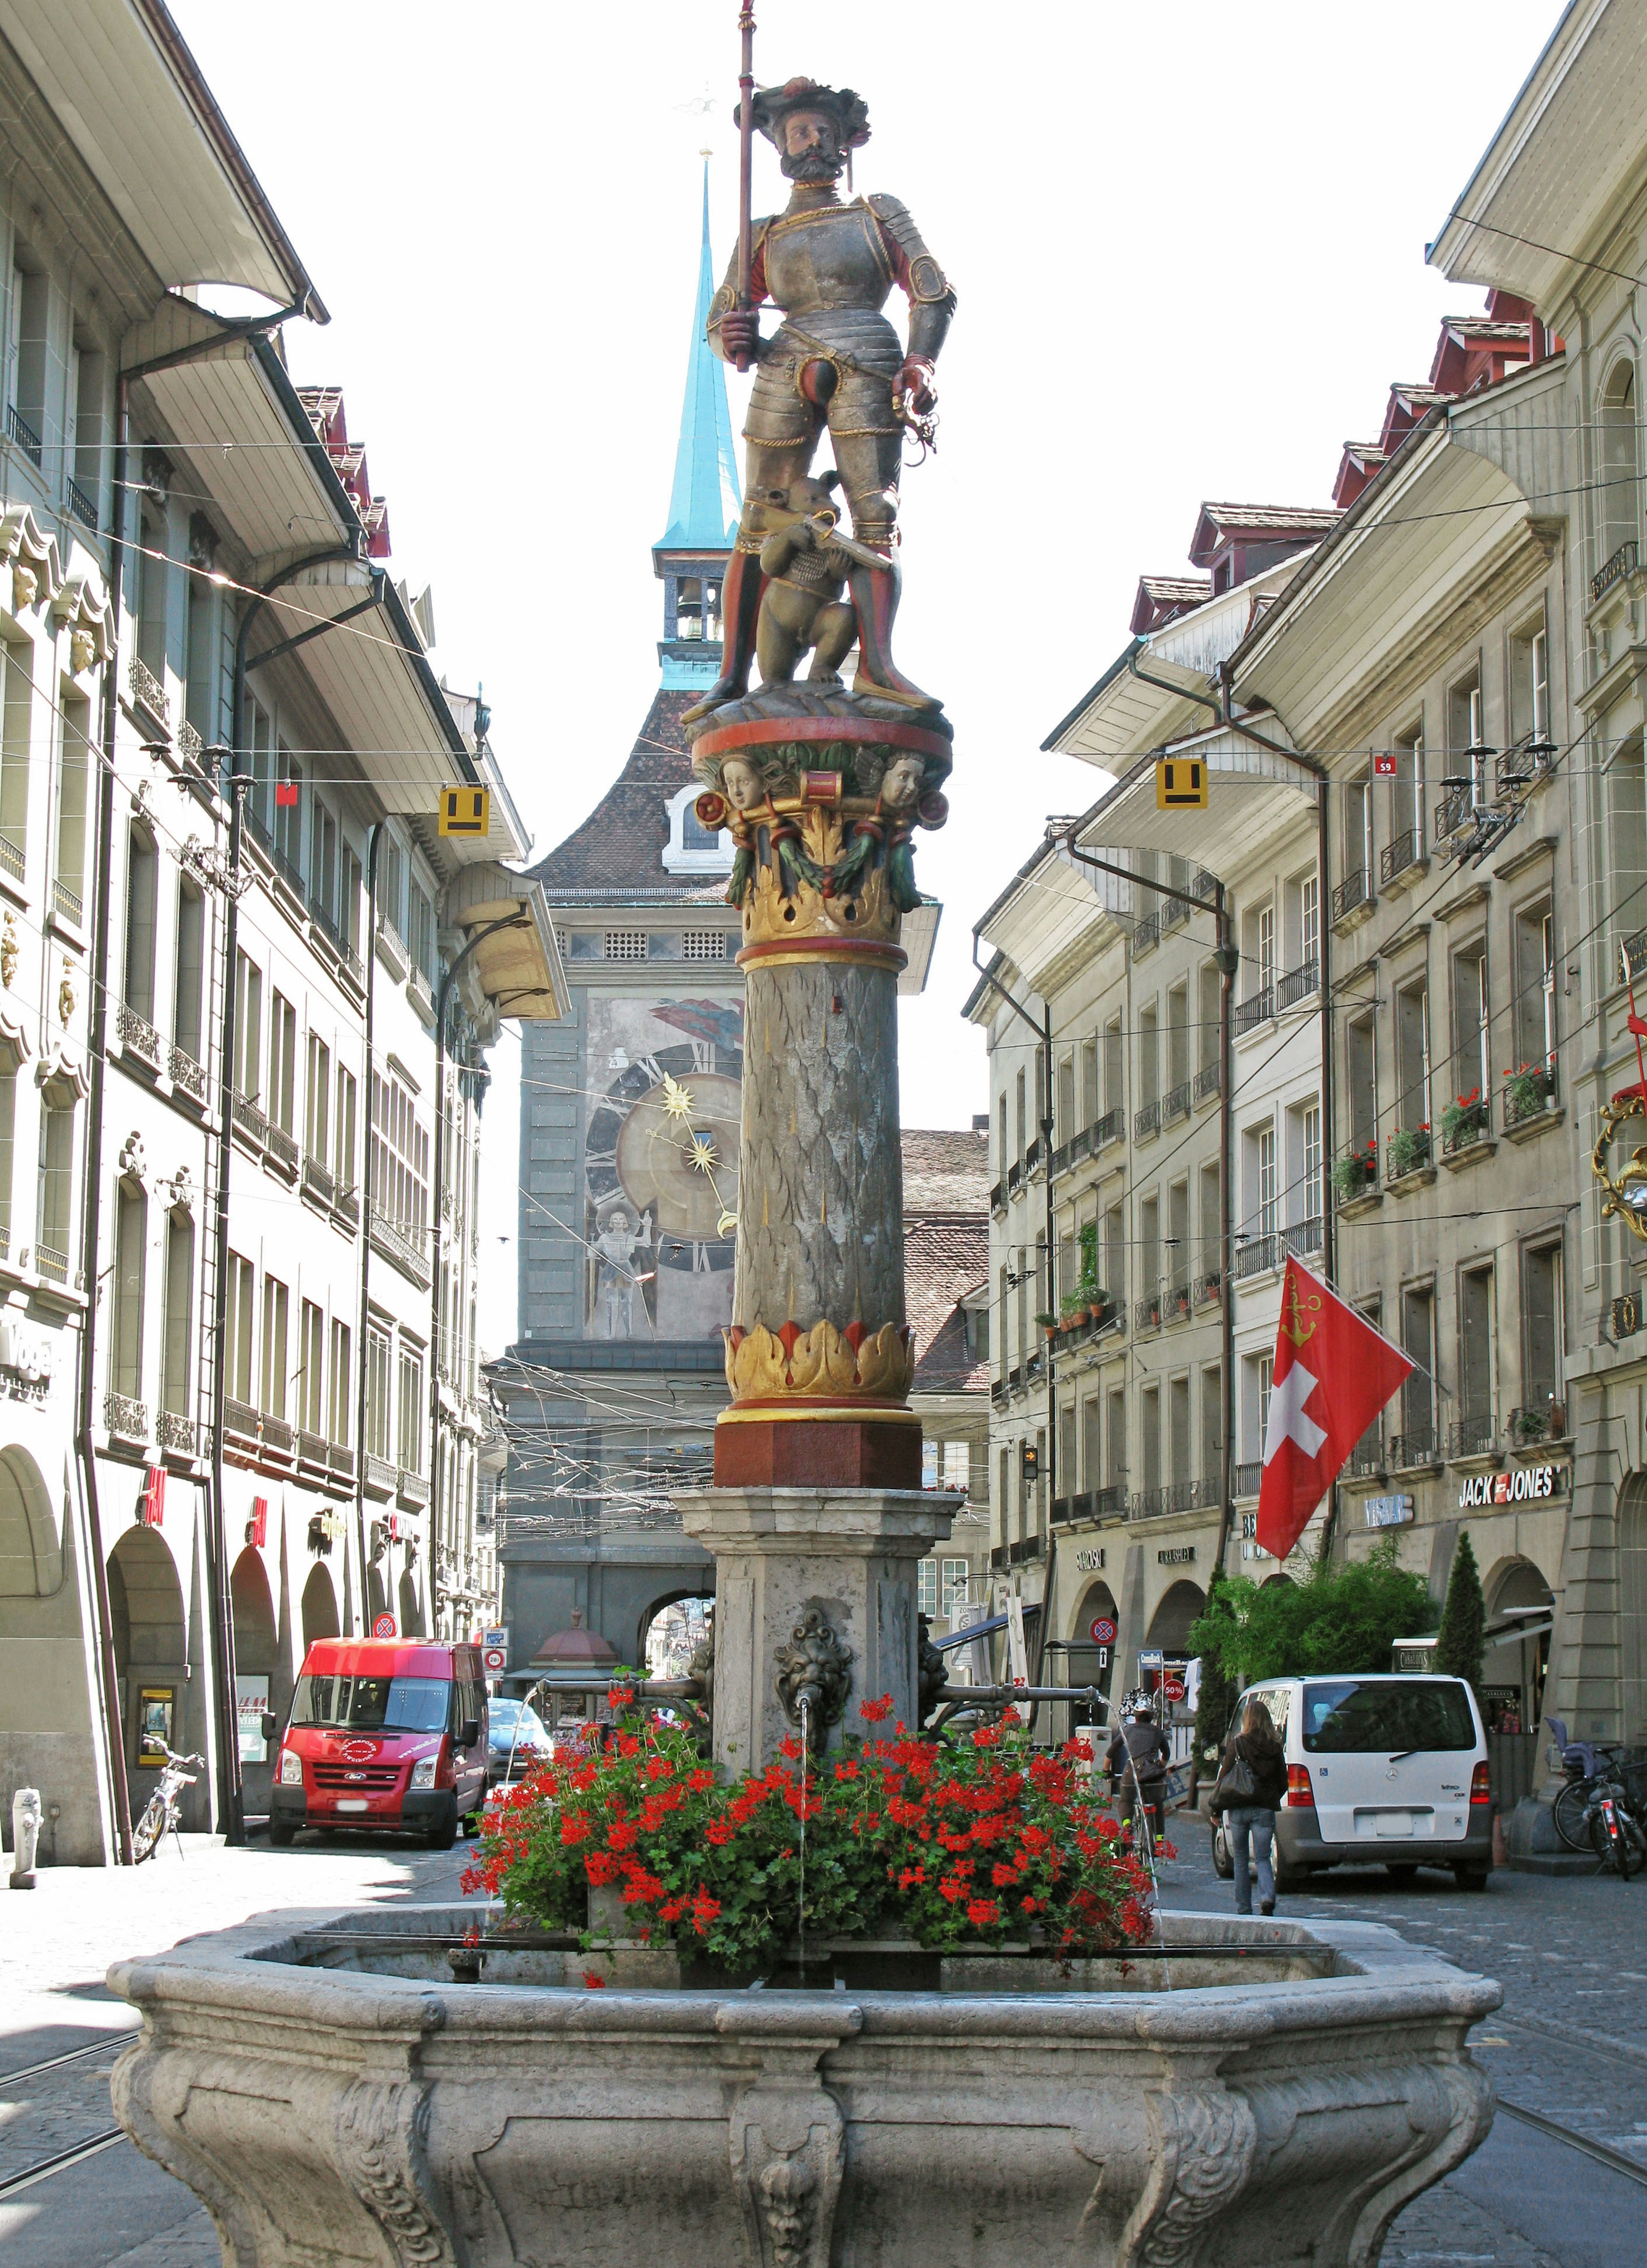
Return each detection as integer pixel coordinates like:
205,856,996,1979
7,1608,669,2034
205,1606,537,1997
109,1902,1499,2268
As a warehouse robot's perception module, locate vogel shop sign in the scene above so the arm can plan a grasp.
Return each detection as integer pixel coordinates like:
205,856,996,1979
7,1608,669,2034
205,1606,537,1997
1363,1493,1415,1529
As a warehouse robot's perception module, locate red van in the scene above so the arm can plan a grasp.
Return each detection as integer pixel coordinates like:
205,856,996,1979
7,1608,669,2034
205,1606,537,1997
267,1638,488,1849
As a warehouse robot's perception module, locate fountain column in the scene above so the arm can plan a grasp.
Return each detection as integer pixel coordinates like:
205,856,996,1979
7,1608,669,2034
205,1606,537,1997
679,706,959,1769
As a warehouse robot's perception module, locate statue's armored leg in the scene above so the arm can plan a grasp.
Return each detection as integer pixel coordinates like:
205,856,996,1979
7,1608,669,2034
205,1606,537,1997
682,433,815,724
834,423,940,712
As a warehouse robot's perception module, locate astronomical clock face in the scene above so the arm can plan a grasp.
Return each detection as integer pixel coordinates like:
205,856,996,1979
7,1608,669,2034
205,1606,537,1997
582,1000,744,1341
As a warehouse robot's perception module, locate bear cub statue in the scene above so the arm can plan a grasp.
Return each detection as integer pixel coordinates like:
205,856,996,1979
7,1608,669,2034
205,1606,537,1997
754,470,877,689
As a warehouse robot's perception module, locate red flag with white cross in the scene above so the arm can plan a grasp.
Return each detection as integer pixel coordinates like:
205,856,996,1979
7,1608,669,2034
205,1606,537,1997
1256,1257,1414,1562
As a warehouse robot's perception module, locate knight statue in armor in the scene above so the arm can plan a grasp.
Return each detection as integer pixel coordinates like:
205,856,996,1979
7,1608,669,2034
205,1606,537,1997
682,77,956,724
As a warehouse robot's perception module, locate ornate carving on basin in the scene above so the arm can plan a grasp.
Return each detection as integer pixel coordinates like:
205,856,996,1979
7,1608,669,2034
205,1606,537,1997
773,1604,853,1731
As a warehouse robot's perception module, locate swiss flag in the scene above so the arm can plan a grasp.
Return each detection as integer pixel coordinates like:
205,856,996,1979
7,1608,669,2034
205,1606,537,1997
1256,1257,1413,1562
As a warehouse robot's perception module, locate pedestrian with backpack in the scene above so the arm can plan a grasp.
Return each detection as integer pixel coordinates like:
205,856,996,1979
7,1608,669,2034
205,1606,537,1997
1212,1696,1286,1916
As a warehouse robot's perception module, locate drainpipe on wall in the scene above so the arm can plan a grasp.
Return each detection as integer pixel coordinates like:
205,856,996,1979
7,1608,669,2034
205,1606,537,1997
355,823,385,1635
427,916,529,1638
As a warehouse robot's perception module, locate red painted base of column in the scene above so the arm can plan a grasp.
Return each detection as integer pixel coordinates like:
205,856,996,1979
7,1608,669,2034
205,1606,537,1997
712,1414,922,1489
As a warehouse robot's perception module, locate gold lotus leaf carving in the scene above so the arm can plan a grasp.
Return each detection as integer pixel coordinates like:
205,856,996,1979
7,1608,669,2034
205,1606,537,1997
723,1319,915,1405
787,1321,860,1396
854,1322,916,1398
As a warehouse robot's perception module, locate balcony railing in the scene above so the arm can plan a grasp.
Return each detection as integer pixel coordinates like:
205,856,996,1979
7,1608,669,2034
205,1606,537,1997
1379,829,1422,887
1331,866,1371,923
1134,1099,1159,1141
128,652,169,729
115,1000,161,1068
1448,1414,1497,1460
398,1467,431,1508
1024,1136,1044,1179
1502,1060,1559,1131
1006,1161,1022,1197
1050,1127,1091,1178
176,720,203,766
1508,1398,1567,1445
370,1207,432,1289
0,832,24,884
1498,739,1557,799
1192,1060,1222,1104
1134,1286,1163,1332
51,875,81,925
1193,1267,1222,1308
103,1391,148,1441
1192,868,1219,903
1389,1429,1439,1469
64,472,98,529
330,1441,356,1481
1385,1128,1432,1184
168,1044,205,1102
1440,1098,1491,1155
1343,1434,1383,1480
1592,537,1638,607
1276,960,1319,1012
1233,987,1272,1037
232,1090,270,1148
1433,785,1475,847
1235,1232,1279,1280
1233,1461,1262,1498
35,1242,68,1285
1131,910,1161,957
6,401,41,466
225,1396,260,1444
1007,1363,1023,1395
1160,895,1190,934
299,1427,330,1471
267,1123,299,1172
990,1377,1009,1410
156,1409,196,1457
408,966,434,1017
1091,1106,1124,1150
1132,1478,1220,1521
335,1185,360,1230
303,1152,336,1204
364,1451,397,1497
1162,1078,1191,1126
1286,1215,1324,1259
260,1412,296,1459
1092,1485,1127,1519
988,1179,1005,1215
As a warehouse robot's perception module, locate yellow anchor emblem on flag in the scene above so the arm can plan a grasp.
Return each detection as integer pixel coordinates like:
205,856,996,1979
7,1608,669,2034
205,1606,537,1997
1281,1269,1321,1348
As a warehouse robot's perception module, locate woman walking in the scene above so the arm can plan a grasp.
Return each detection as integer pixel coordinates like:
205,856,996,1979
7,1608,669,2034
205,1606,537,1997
1213,1697,1286,1916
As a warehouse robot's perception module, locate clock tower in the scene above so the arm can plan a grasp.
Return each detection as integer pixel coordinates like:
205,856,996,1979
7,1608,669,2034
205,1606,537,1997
493,174,745,1674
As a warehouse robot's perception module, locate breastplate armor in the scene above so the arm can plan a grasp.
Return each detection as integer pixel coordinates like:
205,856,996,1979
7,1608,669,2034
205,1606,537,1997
763,202,896,326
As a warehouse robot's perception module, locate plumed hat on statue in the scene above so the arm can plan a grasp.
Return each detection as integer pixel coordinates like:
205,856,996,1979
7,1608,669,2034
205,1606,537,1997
735,77,871,150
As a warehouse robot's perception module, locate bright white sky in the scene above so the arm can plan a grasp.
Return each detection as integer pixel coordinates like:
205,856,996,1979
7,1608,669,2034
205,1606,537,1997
170,0,1563,1350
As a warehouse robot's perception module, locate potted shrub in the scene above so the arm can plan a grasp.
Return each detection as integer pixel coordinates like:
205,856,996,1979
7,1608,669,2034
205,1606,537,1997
1441,1089,1489,1149
1035,1311,1059,1341
1060,1290,1090,1330
1387,1124,1430,1177
1331,1139,1377,1200
1504,1060,1554,1122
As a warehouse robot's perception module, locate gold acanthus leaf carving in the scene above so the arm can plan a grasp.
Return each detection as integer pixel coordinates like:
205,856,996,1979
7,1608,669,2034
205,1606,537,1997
723,1319,916,1404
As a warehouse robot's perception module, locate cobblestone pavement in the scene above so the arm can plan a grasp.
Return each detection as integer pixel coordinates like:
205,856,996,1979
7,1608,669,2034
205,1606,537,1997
1154,1811,1647,2264
0,1831,481,2265
7,1822,1644,2262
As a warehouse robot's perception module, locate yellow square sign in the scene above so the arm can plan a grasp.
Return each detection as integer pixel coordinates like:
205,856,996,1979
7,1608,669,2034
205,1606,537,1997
439,787,490,837
1156,758,1207,810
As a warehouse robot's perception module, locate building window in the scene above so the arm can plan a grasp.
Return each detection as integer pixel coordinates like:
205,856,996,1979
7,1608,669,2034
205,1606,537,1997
224,1252,255,1404
1141,1387,1161,1495
1602,359,1639,567
941,1559,969,1618
397,1344,424,1474
137,509,168,685
409,882,435,981
917,1557,938,1618
1394,724,1424,845
1449,666,1487,804
274,743,302,873
1343,771,1372,904
365,1326,392,1459
336,1065,357,1191
308,789,335,916
269,993,297,1137
0,1049,14,1255
1346,1013,1376,1155
1458,1265,1496,1448
162,1213,193,1418
1256,1124,1278,1239
1106,1385,1126,1490
1394,979,1429,1138
329,1318,352,1445
1200,1364,1221,1482
307,1035,331,1164
605,930,648,962
1257,904,1275,996
123,826,159,1021
1450,943,1489,1105
112,1181,146,1400
372,1069,429,1239
1510,610,1550,744
1300,872,1319,973
173,882,205,1065
1523,1242,1563,1414
0,642,30,884
1300,1103,1322,1224
260,1274,290,1419
1514,903,1556,1072
54,692,90,921
35,1097,74,1279
1400,1285,1435,1454
234,951,262,1103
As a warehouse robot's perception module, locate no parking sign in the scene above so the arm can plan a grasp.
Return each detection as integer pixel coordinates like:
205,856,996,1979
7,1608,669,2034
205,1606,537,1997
1090,1617,1116,1645
372,1613,396,1639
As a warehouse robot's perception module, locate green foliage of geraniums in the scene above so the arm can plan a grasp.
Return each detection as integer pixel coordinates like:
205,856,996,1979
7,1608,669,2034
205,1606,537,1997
1433,1529,1486,1695
462,1693,1158,1979
1192,1567,1243,1770
1185,1537,1436,1686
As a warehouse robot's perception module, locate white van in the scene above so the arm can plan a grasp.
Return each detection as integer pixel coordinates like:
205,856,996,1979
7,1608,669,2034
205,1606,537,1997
1212,1673,1492,1891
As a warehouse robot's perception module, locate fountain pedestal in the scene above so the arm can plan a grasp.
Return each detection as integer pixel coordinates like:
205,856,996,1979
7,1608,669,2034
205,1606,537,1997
679,1486,958,1773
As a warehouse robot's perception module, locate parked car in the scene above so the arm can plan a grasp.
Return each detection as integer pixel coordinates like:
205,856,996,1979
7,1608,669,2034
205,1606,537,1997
266,1638,488,1850
1210,1674,1491,1890
486,1698,552,1787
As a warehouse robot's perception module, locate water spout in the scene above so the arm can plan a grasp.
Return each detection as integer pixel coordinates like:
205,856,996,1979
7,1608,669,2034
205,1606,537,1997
797,1695,810,1985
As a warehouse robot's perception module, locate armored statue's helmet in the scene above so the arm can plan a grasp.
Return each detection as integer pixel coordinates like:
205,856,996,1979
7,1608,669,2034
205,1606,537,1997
736,77,872,153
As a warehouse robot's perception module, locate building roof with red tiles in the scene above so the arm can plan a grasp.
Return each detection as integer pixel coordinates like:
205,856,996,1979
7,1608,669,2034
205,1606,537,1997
1130,573,1213,635
528,686,726,904
902,1126,989,1219
902,1128,989,1395
1332,442,1390,510
1188,502,1341,566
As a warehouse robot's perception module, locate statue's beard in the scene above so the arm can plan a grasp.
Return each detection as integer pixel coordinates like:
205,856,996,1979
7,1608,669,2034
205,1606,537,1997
781,150,844,185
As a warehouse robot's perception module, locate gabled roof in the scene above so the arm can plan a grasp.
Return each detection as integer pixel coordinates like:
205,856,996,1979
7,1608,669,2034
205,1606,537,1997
655,167,741,554
1380,383,1453,452
1429,314,1532,395
295,388,391,560
908,1218,989,1395
1188,501,1340,566
1331,442,1388,510
529,687,724,904
903,1127,988,1219
1130,574,1212,635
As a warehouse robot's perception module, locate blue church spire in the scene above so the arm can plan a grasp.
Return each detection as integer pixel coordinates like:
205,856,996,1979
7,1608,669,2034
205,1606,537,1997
656,166,741,551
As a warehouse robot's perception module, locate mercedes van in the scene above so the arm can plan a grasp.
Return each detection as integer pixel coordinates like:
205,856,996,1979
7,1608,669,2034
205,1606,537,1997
266,1638,488,1849
1213,1673,1491,1890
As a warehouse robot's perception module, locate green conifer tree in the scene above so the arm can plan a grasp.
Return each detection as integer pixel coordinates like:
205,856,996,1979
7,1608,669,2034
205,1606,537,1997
1433,1529,1486,1693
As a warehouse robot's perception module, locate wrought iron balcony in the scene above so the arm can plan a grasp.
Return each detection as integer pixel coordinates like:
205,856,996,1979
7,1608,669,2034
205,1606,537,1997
232,1090,270,1148
1161,1079,1191,1126
103,1391,148,1441
1508,1398,1566,1445
1235,1233,1279,1280
1592,537,1638,607
1388,1429,1439,1470
1379,829,1422,887
398,1468,431,1508
168,1045,205,1102
267,1123,299,1172
1006,1161,1022,1196
1091,1106,1125,1149
1233,987,1272,1037
303,1152,336,1204
1193,1267,1222,1308
1134,1285,1163,1333
35,1242,68,1285
1497,739,1557,798
1092,1485,1127,1519
6,401,41,466
225,1396,260,1444
177,720,204,766
364,1451,397,1498
1433,784,1475,847
115,1000,161,1068
1276,960,1319,1011
1384,1128,1432,1183
1051,1126,1092,1178
1343,1434,1383,1480
128,652,169,729
1448,1414,1497,1460
1131,910,1161,957
1160,895,1190,934
299,1427,330,1471
0,832,24,884
64,473,97,530
156,1409,196,1457
1441,1096,1492,1155
988,1179,1006,1216
1285,1216,1324,1259
260,1413,296,1460
370,1208,431,1289
1134,1099,1160,1141
1192,1061,1222,1104
1192,868,1219,903
408,966,434,1017
330,1441,356,1481
1332,866,1371,923
1024,1135,1044,1179
51,875,81,925
1233,1461,1262,1499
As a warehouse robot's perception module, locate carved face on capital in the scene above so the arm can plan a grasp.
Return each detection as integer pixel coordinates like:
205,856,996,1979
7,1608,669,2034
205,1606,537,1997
780,109,844,183
880,755,926,814
721,757,768,813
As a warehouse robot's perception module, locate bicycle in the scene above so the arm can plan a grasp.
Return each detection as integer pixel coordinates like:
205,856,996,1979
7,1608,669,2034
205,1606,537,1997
1547,1721,1634,1852
1584,1773,1647,1879
132,1739,205,1863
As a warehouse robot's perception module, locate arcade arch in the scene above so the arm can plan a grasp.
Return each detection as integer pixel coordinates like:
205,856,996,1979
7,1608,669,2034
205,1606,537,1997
1623,1476,1647,1746
109,1521,196,1821
640,1590,715,1677
0,1450,94,1856
301,1559,340,1649
1147,1579,1206,1654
